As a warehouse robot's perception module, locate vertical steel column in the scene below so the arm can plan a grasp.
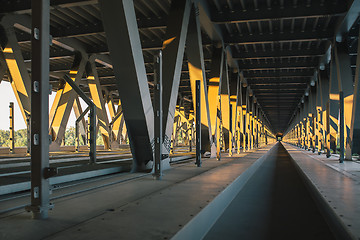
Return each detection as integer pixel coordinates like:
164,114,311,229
339,91,345,162
229,103,233,156
28,0,51,219
350,29,360,157
196,80,201,167
335,43,353,162
153,51,163,180
328,50,339,156
9,102,14,154
316,72,323,153
26,116,30,155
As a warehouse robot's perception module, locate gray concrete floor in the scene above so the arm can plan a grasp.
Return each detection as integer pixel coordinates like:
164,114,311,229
0,146,272,240
204,143,335,240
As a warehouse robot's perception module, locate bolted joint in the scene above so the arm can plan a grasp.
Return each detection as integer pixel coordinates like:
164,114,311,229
44,167,58,179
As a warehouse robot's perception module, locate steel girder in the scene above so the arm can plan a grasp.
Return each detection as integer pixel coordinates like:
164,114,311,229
207,46,223,158
349,27,360,155
0,17,31,123
86,56,111,149
49,52,87,150
186,4,212,154
211,2,347,24
220,54,231,153
99,0,154,171
27,0,51,220
161,0,191,158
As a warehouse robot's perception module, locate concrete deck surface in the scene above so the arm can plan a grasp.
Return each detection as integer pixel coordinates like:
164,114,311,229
0,145,272,240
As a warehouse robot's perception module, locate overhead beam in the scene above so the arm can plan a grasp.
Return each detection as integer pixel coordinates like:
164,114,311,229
0,0,97,14
232,48,326,59
250,84,307,90
225,31,332,45
238,60,318,70
211,2,347,23
248,78,309,84
16,18,167,43
243,70,314,78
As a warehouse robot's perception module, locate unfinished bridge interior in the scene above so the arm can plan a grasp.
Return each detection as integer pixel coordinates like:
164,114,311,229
0,0,360,239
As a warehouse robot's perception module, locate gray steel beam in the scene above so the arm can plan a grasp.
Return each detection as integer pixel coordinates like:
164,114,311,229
232,48,326,60
9,102,14,153
335,0,360,41
243,70,314,78
225,31,332,45
247,78,310,84
350,28,360,155
250,84,307,90
49,52,87,150
319,70,330,154
75,106,89,152
64,74,96,163
162,0,191,157
328,51,339,155
153,51,162,180
220,53,231,150
27,0,51,220
238,60,318,70
195,80,201,167
253,89,304,94
0,0,97,14
186,4,212,153
99,0,154,171
16,18,167,43
334,42,353,161
211,2,347,23
208,46,223,157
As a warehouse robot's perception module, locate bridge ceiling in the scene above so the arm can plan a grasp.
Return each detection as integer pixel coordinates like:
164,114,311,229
0,0,357,133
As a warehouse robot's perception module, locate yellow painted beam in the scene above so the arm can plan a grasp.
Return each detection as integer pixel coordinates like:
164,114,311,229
189,63,210,129
1,31,31,124
50,54,87,147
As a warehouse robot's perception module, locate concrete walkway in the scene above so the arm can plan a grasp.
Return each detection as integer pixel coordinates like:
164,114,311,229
283,143,360,240
0,145,273,240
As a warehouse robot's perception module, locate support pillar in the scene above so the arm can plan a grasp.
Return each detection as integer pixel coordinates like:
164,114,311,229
208,47,223,158
334,42,353,162
350,29,360,157
153,52,162,180
328,50,340,156
9,102,14,154
86,57,111,149
27,0,51,219
162,0,191,159
195,80,201,167
219,58,231,152
187,5,212,154
100,0,154,170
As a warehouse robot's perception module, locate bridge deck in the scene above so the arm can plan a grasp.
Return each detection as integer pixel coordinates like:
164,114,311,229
0,143,359,240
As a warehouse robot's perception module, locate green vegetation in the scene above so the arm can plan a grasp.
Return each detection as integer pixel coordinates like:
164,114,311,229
0,128,105,147
0,129,28,147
